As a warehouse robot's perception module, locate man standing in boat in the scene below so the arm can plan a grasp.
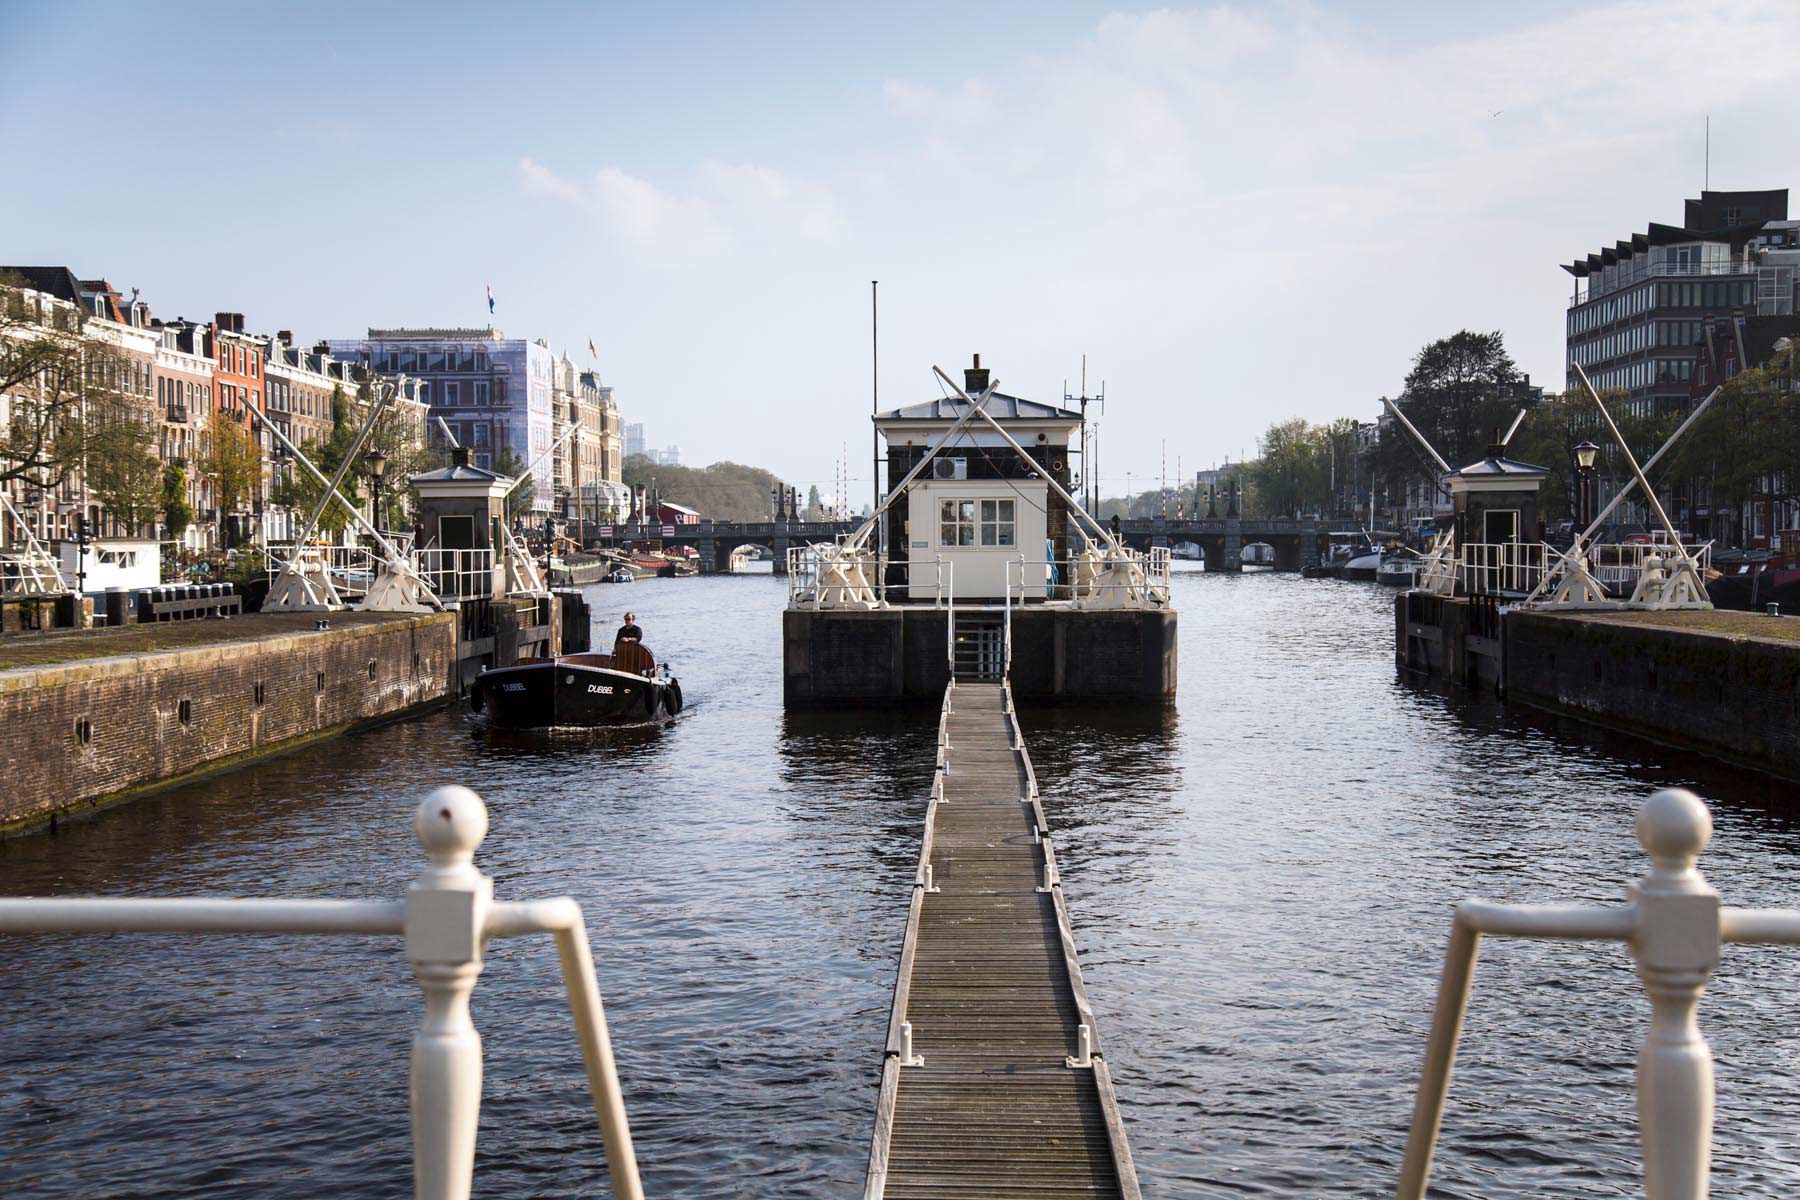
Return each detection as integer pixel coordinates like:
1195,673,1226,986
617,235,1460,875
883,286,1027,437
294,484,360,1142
615,612,643,647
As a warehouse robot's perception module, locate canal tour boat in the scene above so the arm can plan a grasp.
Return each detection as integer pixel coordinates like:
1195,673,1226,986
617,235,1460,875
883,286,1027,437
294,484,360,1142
471,642,683,728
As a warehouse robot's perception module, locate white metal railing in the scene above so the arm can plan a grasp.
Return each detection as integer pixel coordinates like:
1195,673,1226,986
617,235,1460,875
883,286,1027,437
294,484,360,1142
1457,542,1550,597
417,547,498,600
1570,258,1755,307
1398,787,1800,1200
1589,540,1713,589
264,542,378,597
1004,550,1174,610
1454,541,1714,598
784,546,951,609
0,787,643,1200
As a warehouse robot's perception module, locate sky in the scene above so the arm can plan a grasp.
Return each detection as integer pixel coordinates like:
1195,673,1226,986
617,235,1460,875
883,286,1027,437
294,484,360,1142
4,0,1798,496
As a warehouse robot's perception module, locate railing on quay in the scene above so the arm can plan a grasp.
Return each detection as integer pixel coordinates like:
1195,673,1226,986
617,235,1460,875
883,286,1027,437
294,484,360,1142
784,545,950,609
1397,787,1800,1200
263,541,378,598
1002,549,1174,610
1453,541,1713,599
417,546,498,600
0,786,643,1200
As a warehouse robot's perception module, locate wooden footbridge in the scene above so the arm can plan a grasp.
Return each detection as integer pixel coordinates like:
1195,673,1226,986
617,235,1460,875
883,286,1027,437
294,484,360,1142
865,679,1139,1199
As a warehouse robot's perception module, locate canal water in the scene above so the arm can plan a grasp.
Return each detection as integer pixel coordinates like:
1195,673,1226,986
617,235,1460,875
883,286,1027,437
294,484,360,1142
2,567,1797,1198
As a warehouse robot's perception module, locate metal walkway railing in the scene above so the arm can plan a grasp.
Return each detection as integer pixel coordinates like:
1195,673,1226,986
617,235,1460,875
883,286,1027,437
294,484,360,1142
865,680,1139,1199
0,787,643,1200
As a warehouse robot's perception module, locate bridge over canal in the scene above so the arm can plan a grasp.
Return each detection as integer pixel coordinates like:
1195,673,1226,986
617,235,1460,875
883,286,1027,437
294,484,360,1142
601,516,1333,573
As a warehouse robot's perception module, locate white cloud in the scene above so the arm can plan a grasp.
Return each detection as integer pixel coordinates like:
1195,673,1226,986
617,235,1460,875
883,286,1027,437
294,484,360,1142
518,156,838,258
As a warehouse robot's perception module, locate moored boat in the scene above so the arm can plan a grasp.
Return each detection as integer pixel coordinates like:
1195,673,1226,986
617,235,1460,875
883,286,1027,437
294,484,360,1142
471,643,682,728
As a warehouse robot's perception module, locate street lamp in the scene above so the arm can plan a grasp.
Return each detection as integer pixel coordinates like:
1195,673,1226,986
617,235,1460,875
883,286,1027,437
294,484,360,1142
364,447,388,534
1574,440,1599,532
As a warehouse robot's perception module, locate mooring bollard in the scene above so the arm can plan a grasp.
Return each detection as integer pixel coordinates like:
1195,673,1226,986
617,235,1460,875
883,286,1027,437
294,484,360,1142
1066,1023,1093,1069
919,862,940,894
900,1020,924,1067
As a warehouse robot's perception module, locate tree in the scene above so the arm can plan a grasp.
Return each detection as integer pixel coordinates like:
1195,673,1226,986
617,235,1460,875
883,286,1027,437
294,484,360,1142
202,418,260,523
487,446,531,521
806,484,824,520
1249,418,1330,518
620,453,787,522
1376,331,1530,505
161,464,194,540
0,273,127,491
85,413,164,535
1660,343,1800,544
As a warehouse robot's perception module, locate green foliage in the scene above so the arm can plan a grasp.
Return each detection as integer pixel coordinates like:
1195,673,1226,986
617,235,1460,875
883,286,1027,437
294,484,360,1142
161,465,194,538
269,384,431,535
493,447,531,520
202,418,261,517
621,453,787,521
1659,343,1800,532
1376,330,1529,501
85,413,165,534
1248,417,1330,519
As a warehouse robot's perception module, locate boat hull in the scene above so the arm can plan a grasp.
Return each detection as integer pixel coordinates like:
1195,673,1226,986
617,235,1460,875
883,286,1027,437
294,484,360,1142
471,660,678,728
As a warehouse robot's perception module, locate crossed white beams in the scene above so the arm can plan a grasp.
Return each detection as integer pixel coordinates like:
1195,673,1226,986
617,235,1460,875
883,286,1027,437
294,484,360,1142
1524,368,1721,606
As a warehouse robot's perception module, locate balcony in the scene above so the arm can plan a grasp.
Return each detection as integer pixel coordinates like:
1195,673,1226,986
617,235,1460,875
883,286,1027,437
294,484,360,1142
165,404,190,424
1569,259,1756,308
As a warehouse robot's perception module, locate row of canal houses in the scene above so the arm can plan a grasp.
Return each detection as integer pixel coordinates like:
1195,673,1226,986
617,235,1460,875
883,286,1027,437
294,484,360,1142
1,267,632,558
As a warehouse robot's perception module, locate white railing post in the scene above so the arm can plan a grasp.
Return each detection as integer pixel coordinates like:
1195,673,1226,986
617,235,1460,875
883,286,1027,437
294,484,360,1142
1631,789,1721,1200
406,786,495,1200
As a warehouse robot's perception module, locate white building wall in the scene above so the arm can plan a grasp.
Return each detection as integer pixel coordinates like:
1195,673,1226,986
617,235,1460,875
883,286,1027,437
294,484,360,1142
905,479,1050,600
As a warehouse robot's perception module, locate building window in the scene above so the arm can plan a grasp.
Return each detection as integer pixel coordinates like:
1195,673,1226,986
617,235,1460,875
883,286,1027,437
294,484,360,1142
474,381,488,405
443,382,459,406
979,499,1016,546
939,499,976,547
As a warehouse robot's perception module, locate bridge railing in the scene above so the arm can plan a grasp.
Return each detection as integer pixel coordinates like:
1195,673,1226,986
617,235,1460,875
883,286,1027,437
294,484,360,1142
0,786,644,1200
1398,787,1800,1200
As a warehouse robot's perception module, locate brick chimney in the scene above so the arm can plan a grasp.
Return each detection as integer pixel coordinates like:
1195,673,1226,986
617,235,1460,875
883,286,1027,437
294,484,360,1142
964,352,989,394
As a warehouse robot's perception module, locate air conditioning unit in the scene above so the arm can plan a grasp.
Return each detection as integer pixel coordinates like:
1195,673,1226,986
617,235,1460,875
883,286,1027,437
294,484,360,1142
933,458,968,480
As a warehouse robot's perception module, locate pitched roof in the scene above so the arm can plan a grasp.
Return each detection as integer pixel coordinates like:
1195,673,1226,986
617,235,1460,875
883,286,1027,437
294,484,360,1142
411,462,510,484
1451,456,1549,478
876,392,1082,422
0,266,82,303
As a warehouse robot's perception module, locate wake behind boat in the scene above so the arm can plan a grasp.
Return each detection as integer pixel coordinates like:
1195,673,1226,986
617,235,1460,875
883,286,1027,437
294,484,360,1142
471,642,683,728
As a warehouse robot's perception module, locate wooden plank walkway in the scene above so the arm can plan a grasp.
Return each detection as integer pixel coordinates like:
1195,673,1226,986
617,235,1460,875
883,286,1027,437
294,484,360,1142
866,680,1139,1200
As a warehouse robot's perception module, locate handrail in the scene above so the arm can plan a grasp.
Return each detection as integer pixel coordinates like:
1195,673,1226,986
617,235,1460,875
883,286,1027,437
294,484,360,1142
0,786,643,1200
1397,787,1795,1200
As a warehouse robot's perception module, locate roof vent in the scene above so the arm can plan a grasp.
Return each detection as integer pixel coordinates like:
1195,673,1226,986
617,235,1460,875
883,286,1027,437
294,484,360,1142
451,446,470,468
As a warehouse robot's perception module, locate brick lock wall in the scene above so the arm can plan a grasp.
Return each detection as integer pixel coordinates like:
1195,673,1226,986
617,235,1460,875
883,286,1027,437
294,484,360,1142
0,614,457,831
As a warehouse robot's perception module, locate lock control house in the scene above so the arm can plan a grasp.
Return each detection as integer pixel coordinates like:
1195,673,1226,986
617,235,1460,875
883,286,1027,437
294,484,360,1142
876,356,1082,601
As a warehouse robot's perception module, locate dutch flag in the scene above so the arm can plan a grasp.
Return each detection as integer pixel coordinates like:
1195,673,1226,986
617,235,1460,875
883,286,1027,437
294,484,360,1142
486,284,495,315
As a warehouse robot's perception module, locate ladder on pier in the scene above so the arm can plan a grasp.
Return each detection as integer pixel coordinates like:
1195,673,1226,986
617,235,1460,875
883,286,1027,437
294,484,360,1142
865,681,1139,1199
950,613,1006,682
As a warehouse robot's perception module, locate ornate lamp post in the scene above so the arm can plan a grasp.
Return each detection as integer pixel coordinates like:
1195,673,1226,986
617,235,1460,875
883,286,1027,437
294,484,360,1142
1574,440,1599,532
364,447,389,536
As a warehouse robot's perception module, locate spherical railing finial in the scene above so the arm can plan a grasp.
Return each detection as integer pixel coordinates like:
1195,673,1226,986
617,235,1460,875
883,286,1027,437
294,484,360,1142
1636,787,1712,868
415,785,489,867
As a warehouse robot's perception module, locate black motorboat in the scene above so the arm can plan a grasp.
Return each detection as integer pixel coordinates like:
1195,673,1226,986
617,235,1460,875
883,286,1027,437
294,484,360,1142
471,642,683,728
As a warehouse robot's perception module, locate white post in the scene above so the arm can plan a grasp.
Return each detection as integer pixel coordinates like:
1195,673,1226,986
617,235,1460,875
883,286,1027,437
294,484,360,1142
1631,788,1721,1200
406,786,495,1200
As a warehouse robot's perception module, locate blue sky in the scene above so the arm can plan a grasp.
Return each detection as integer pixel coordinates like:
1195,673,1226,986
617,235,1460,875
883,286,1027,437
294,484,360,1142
4,1,1797,492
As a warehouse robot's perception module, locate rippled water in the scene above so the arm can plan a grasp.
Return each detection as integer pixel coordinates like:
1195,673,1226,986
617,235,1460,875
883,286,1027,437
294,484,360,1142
2,567,1797,1197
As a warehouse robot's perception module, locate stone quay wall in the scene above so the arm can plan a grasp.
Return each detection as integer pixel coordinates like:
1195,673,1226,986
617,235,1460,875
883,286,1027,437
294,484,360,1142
0,613,457,834
1396,593,1800,778
1504,611,1800,777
